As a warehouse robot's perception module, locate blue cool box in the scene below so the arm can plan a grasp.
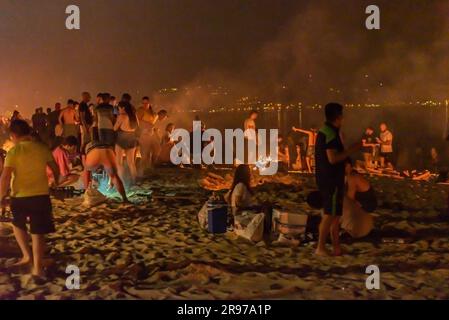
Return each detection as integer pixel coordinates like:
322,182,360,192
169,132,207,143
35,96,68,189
207,201,228,234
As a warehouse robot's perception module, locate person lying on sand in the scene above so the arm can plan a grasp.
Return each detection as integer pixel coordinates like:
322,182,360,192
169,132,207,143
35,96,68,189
83,142,129,203
0,120,60,278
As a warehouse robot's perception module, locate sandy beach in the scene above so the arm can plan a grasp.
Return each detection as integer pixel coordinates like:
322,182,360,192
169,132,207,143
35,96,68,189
1,168,449,300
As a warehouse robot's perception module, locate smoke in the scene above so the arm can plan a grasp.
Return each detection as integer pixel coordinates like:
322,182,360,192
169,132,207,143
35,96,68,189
168,0,449,107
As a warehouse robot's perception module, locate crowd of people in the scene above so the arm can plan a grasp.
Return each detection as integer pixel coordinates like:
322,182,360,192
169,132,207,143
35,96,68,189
0,92,176,277
0,93,174,191
0,96,443,278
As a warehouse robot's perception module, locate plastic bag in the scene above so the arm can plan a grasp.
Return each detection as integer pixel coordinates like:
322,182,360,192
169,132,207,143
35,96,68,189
234,212,264,242
83,187,107,207
198,202,208,230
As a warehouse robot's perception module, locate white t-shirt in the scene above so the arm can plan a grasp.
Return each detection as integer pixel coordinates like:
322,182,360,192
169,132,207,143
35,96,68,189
231,183,253,208
380,130,393,153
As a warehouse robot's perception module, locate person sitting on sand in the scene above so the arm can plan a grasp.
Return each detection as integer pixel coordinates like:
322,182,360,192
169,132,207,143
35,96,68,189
0,120,60,277
341,160,376,238
83,142,129,203
345,159,377,213
292,126,317,173
225,164,255,216
47,136,80,187
291,143,303,171
277,135,290,172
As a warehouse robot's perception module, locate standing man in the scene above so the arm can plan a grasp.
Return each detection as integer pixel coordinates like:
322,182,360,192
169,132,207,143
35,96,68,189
361,127,377,169
314,103,360,256
48,103,62,142
137,97,158,176
377,123,394,169
79,92,93,152
243,110,258,165
58,99,79,138
93,93,115,146
32,108,48,142
0,120,60,277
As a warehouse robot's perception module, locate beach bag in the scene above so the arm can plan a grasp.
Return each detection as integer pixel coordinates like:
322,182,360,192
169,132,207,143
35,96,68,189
234,212,264,242
83,187,107,207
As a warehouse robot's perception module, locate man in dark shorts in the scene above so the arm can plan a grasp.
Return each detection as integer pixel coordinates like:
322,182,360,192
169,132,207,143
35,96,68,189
314,103,360,256
0,120,60,277
361,127,376,169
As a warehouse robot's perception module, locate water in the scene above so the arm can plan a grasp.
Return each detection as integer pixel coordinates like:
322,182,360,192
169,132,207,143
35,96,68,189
173,104,448,169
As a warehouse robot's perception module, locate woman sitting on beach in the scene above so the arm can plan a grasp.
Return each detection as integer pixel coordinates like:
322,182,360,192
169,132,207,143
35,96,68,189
114,101,139,184
225,164,255,215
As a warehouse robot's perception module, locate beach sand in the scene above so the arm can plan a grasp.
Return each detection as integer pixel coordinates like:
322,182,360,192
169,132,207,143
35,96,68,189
1,168,449,300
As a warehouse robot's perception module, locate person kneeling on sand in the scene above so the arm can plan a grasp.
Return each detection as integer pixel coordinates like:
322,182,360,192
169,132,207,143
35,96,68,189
83,142,129,203
0,120,60,277
47,136,80,187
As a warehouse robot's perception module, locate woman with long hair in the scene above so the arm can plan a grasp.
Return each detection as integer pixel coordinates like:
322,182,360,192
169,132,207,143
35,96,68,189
227,164,254,215
114,101,139,184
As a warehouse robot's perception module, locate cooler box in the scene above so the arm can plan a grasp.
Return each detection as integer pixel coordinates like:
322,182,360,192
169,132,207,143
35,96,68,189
207,201,228,234
273,210,308,236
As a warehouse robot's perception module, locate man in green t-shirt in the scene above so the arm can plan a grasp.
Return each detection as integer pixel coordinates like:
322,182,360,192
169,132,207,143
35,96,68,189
0,120,60,277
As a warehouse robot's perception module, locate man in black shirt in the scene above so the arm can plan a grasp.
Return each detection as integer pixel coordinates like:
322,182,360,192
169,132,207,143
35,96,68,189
315,103,360,256
361,127,377,169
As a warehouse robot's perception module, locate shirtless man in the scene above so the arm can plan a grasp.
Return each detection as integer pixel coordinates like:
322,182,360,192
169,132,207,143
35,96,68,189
341,160,375,238
243,111,258,164
136,97,158,176
376,123,394,169
59,99,79,138
292,126,317,173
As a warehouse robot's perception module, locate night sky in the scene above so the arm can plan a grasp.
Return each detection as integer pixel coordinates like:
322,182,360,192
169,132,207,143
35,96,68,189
0,0,300,113
1,0,449,114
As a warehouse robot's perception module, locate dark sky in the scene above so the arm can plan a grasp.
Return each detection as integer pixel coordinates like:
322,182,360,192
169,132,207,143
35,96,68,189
0,0,301,113
1,0,449,115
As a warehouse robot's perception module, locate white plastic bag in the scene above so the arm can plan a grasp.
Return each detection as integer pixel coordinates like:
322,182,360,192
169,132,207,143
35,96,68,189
198,202,208,230
83,187,107,207
234,212,264,242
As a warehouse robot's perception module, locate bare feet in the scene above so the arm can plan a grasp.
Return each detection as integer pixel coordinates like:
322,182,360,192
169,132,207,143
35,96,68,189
10,257,31,268
32,266,46,278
